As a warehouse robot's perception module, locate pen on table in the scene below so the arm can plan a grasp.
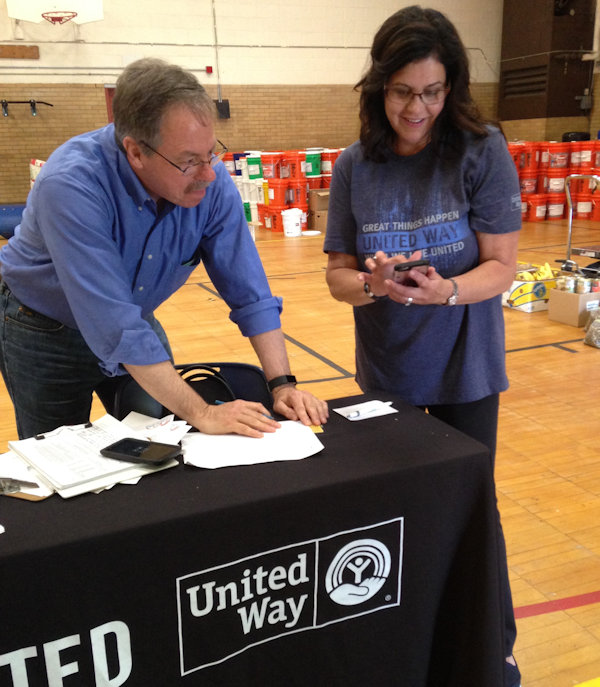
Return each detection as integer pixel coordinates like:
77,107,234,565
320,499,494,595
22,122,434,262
347,401,393,419
214,399,275,420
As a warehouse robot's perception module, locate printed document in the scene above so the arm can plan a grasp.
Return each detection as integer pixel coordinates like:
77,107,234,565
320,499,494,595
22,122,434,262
7,414,178,498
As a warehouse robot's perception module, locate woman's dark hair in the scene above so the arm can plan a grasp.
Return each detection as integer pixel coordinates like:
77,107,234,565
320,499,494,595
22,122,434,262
356,5,489,162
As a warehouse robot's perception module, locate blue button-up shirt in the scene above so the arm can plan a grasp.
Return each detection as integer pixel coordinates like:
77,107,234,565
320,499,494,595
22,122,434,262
0,124,282,376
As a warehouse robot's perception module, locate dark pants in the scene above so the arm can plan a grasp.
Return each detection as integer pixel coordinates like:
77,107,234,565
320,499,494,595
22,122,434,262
419,395,518,667
0,281,172,439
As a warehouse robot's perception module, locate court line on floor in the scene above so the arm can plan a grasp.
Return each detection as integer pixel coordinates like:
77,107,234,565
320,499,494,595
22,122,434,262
515,590,600,619
506,339,582,354
193,282,354,379
192,282,583,377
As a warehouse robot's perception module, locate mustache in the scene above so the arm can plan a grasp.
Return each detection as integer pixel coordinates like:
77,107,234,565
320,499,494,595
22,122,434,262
186,179,211,193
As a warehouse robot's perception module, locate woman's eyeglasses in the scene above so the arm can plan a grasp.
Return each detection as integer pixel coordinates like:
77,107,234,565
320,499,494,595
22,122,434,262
384,86,449,106
140,139,228,176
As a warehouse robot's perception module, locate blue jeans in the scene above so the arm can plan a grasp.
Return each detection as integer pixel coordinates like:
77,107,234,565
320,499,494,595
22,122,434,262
0,280,172,439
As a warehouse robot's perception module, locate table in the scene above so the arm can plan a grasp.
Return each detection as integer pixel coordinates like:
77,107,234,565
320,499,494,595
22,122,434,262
0,393,506,686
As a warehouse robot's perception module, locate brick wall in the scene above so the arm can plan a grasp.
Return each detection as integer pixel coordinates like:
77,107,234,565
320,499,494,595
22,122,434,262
0,83,108,203
2,78,594,204
0,82,362,203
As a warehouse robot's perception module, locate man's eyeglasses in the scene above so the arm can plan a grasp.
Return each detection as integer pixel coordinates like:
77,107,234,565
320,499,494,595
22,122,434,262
384,85,449,106
140,139,228,176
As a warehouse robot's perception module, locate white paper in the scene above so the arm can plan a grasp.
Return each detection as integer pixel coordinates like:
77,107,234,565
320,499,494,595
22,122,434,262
182,421,324,469
7,414,178,498
122,411,192,445
333,400,397,421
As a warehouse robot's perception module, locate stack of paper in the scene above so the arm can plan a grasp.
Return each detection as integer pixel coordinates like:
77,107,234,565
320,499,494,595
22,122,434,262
6,414,179,499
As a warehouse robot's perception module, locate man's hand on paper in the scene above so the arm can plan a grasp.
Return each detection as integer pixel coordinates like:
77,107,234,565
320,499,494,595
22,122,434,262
272,386,329,427
195,399,281,438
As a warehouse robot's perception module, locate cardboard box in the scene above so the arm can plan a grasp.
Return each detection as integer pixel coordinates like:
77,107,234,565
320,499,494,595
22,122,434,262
308,189,330,212
308,210,328,232
548,288,600,327
502,264,559,312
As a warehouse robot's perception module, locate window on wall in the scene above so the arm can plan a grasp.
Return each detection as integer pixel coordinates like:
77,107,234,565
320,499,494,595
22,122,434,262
105,86,115,122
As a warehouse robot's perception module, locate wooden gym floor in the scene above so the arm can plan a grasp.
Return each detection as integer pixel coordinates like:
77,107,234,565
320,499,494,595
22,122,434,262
1,215,600,686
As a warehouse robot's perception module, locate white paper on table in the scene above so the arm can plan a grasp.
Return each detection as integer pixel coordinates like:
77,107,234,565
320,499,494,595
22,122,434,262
7,414,178,498
182,420,324,469
122,411,191,444
333,400,397,421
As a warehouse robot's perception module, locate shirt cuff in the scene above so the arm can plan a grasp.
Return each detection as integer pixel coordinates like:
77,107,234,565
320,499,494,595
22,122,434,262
229,296,283,337
99,327,171,377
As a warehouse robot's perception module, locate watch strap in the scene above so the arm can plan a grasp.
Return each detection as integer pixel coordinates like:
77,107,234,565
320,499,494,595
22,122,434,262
363,282,387,301
445,278,459,306
267,374,297,392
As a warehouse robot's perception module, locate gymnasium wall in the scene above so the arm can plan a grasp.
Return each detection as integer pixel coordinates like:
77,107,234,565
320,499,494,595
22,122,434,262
0,0,596,203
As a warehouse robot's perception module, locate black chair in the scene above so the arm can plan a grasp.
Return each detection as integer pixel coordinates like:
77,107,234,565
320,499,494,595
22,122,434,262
102,362,272,421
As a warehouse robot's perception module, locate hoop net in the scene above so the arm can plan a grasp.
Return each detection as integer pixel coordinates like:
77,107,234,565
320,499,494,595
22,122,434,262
41,11,78,24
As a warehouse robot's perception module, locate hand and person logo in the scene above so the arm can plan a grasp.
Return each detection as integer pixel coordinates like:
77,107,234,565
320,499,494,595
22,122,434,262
177,519,403,675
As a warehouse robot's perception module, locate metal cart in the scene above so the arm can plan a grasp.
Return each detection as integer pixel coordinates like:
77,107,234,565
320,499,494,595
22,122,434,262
560,174,600,276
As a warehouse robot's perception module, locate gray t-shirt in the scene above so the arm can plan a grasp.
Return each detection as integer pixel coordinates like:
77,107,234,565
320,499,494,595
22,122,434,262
324,127,521,405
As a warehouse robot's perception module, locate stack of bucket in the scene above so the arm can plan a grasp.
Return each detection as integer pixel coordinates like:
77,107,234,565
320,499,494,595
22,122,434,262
508,139,600,223
224,147,341,234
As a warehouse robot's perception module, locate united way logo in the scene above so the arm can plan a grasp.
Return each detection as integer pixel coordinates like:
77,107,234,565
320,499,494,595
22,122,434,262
326,539,391,606
177,518,403,674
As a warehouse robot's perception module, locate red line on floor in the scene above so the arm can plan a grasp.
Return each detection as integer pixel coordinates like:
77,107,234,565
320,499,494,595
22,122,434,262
515,590,600,619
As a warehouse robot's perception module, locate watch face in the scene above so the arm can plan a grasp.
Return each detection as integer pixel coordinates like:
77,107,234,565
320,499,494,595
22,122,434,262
447,279,458,305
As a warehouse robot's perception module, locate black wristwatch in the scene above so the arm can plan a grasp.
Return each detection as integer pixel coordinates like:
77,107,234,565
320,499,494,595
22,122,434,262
267,375,297,392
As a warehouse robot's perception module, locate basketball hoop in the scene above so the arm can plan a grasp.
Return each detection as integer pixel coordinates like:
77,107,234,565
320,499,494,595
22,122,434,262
41,11,78,25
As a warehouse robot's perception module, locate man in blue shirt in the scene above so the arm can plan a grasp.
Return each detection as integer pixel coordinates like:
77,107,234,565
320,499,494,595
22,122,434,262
0,58,328,439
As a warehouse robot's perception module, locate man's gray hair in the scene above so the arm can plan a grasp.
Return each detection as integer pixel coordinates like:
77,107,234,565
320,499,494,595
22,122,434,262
112,58,216,151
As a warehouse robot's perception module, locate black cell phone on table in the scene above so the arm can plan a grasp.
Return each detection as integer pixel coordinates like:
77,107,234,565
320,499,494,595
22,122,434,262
393,259,430,284
100,438,181,464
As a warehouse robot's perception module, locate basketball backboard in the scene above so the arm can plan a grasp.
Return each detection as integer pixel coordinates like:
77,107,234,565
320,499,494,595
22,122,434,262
6,0,103,24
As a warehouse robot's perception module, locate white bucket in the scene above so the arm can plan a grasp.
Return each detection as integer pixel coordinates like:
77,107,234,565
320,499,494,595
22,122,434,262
281,207,302,237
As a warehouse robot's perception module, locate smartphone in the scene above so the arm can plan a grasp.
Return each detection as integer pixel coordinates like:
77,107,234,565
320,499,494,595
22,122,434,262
100,438,181,464
393,259,430,284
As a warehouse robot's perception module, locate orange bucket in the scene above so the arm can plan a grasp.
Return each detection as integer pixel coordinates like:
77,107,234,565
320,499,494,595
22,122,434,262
261,152,283,179
281,151,306,179
592,195,600,222
546,168,567,194
569,141,594,170
287,179,308,206
320,148,340,174
546,193,566,219
321,174,333,188
537,142,549,170
306,175,322,190
547,141,570,168
269,204,287,233
574,193,593,219
257,203,267,228
519,167,537,194
267,178,289,206
526,194,547,222
508,142,525,170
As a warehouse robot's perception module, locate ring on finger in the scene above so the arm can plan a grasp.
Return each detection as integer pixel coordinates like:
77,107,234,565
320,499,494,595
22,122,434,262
405,297,414,307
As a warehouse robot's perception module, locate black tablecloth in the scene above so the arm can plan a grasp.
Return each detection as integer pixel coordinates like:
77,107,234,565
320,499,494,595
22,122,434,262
0,394,505,686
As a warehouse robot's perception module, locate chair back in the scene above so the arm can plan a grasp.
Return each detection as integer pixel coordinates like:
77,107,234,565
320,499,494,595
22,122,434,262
107,362,272,421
